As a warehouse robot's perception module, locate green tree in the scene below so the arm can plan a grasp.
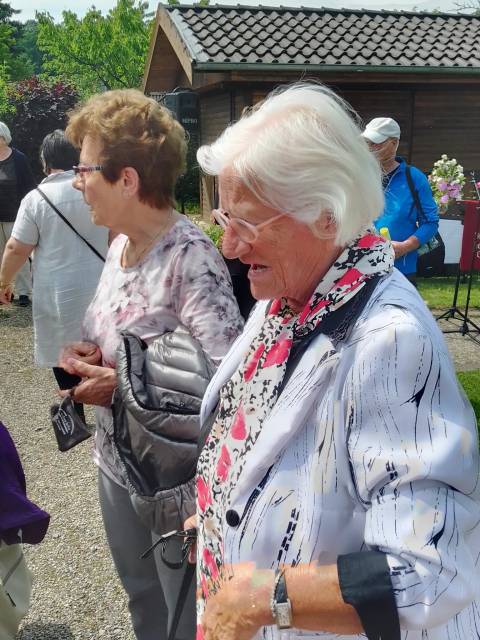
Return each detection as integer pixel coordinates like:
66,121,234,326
12,21,43,77
37,0,154,97
0,4,41,81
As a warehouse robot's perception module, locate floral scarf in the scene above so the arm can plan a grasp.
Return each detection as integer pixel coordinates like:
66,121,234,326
195,230,394,630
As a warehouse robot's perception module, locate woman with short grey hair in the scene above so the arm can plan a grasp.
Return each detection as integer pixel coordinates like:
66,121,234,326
190,83,480,640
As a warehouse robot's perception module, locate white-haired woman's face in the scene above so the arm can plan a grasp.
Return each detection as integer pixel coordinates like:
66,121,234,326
218,172,341,312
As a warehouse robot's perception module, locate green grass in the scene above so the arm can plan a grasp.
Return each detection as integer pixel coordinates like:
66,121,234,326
457,370,480,425
418,275,480,309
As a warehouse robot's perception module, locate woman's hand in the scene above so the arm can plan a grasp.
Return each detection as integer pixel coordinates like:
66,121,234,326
202,563,273,640
59,359,117,407
59,341,102,370
183,514,197,563
0,283,14,305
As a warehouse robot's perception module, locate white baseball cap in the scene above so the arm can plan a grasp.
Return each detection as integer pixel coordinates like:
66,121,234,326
362,117,401,144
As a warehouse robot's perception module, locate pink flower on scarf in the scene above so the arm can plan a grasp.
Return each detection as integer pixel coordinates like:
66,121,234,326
196,625,205,640
216,445,231,482
197,476,212,512
200,573,209,598
203,547,219,579
262,336,293,367
269,299,282,315
357,234,382,249
336,267,363,289
231,404,247,440
244,343,266,381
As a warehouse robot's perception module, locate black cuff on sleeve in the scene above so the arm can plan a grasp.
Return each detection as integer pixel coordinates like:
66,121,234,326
337,550,400,640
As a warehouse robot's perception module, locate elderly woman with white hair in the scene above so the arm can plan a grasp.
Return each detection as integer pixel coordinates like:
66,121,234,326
0,122,36,305
188,83,480,640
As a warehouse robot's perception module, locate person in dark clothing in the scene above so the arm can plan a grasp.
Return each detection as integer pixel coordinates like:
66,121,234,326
0,420,50,639
0,122,36,306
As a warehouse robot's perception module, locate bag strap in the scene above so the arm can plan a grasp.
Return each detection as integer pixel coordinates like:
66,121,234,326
405,164,425,223
36,187,105,263
167,562,195,640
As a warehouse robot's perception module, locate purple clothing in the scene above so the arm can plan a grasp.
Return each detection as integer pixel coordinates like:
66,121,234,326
0,421,50,545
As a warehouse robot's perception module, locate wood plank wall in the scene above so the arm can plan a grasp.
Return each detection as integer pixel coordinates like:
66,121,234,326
199,92,232,213
198,83,480,215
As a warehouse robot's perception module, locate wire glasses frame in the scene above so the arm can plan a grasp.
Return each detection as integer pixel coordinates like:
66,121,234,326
212,208,285,243
73,164,103,176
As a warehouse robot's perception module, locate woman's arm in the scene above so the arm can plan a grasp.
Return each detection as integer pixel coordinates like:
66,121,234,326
0,237,35,303
202,562,362,640
345,313,479,631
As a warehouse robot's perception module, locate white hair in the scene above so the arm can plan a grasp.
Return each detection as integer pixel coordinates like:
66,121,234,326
197,83,384,246
0,122,12,145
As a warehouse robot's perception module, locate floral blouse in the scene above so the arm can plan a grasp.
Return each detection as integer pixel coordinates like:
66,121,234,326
82,215,244,486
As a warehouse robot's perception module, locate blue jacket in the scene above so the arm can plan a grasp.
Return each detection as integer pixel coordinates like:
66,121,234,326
374,157,439,275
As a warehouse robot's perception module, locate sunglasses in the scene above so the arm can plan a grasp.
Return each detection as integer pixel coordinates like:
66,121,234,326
72,164,103,176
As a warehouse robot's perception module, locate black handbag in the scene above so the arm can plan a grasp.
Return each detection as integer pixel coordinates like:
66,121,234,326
50,394,92,452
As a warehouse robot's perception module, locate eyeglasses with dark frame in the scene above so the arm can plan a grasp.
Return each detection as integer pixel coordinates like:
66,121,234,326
140,528,197,562
212,208,285,243
72,164,103,176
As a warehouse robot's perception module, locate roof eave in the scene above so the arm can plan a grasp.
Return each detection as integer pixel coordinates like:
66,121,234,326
193,62,480,75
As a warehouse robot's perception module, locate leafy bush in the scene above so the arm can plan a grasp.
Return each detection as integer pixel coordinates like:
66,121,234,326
192,219,223,248
5,77,79,179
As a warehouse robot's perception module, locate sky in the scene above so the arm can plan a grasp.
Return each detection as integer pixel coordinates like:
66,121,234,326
12,0,461,22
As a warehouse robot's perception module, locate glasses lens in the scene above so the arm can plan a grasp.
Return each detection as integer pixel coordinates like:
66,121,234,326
212,209,228,229
230,218,256,243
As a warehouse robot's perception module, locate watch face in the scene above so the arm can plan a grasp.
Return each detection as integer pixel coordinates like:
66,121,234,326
275,601,292,629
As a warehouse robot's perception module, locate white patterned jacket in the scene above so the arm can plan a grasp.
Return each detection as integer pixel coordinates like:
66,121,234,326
199,269,480,640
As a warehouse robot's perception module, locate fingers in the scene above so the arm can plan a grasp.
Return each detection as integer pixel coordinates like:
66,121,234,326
184,514,197,530
65,358,102,379
58,342,101,369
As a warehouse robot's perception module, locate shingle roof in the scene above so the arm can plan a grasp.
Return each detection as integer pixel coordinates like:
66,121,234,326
162,4,480,71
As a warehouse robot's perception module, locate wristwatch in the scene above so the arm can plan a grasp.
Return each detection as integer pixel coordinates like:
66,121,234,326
271,569,293,629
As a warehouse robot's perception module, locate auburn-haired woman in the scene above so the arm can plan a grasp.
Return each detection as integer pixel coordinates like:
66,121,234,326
61,89,243,640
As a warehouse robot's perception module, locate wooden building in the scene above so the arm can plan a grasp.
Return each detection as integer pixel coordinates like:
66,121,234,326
143,4,480,214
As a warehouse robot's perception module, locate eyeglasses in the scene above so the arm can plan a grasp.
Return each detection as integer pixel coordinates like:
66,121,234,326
212,208,285,243
140,528,197,563
72,164,103,176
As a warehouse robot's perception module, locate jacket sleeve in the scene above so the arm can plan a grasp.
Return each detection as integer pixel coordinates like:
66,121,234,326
344,310,480,630
412,169,439,246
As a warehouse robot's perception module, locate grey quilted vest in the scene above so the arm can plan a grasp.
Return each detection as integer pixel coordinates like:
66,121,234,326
112,327,215,535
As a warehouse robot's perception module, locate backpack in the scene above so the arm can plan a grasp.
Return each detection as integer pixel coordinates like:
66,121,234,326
112,327,216,535
405,165,445,276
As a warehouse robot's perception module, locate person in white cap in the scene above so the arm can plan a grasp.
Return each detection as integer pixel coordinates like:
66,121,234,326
362,117,438,285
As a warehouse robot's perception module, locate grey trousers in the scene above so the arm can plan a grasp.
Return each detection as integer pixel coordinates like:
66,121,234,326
98,470,196,640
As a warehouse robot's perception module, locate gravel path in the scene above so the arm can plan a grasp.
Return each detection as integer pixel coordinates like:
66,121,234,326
1,303,479,639
0,305,134,640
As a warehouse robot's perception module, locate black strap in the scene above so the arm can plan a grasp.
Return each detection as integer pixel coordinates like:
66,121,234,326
405,164,425,222
168,562,195,640
36,187,105,262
